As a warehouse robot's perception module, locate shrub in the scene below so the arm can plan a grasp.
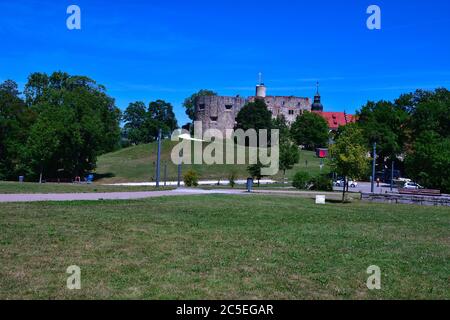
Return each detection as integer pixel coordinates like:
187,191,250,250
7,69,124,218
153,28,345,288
310,174,333,191
229,171,237,188
183,170,199,187
292,171,310,190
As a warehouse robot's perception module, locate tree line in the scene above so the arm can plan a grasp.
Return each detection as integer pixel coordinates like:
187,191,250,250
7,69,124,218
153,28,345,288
181,87,450,193
331,88,450,195
0,72,121,181
1,72,448,192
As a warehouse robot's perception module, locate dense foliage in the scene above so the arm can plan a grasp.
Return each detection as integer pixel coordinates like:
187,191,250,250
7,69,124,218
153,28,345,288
183,89,217,121
236,99,273,132
355,88,450,192
330,125,369,201
292,171,310,190
290,111,329,150
123,99,178,145
0,72,121,181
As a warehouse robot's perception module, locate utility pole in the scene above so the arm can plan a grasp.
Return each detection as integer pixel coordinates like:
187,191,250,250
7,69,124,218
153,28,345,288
371,142,377,193
155,129,162,188
390,160,395,192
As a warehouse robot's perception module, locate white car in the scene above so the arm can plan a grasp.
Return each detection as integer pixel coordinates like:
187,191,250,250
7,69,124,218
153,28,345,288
398,177,412,183
335,180,358,188
403,182,423,190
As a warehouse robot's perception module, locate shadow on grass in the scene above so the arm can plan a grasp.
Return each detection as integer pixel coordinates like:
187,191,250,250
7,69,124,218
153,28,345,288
94,173,115,181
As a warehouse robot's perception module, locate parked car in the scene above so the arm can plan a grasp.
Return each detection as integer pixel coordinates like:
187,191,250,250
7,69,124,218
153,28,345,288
403,182,423,190
334,180,358,188
398,177,412,183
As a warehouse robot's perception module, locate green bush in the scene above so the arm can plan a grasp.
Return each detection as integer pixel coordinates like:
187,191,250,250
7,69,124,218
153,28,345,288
229,171,237,188
310,174,333,191
183,170,199,187
292,171,310,190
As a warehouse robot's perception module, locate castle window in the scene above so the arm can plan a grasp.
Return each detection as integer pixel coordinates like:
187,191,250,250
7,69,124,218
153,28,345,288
210,116,218,122
225,105,233,110
199,104,205,110
289,110,294,115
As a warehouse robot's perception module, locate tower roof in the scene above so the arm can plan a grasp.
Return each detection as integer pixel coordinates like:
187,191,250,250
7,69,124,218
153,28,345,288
311,81,323,112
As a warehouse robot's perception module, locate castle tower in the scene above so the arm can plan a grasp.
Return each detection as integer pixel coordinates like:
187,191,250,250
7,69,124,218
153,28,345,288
311,81,324,112
255,72,267,98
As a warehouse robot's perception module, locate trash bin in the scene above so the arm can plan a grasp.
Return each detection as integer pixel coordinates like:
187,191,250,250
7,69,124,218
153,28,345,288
246,178,253,193
19,176,24,183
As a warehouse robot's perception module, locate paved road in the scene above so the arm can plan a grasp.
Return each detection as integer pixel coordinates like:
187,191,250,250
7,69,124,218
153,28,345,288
0,188,247,203
333,181,398,194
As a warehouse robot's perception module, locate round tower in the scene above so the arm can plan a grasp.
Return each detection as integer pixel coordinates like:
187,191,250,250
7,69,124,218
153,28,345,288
255,72,267,98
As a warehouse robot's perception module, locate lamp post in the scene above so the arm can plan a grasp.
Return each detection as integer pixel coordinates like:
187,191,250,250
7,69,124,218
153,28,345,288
155,129,162,188
371,142,377,193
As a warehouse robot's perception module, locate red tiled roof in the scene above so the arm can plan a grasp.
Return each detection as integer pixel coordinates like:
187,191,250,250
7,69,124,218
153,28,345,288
313,111,356,130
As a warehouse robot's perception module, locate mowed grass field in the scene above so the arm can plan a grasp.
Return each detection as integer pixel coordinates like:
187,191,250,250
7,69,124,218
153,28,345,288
0,195,449,300
0,182,173,194
95,141,327,183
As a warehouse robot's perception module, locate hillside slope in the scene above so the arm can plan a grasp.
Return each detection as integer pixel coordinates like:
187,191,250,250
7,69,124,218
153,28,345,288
95,140,328,183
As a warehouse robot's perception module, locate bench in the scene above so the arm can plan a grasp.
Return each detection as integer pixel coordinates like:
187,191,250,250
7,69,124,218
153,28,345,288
398,188,441,196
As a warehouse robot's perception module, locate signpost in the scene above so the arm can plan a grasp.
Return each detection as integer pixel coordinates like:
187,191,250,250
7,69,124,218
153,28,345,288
371,142,377,193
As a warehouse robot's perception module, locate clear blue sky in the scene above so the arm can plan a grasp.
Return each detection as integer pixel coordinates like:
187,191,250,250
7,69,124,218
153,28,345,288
1,0,449,125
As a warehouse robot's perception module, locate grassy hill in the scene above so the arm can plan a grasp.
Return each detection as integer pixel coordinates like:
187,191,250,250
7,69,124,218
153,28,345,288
95,140,329,183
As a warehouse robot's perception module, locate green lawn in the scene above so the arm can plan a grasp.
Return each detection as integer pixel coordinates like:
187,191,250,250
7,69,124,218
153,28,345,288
0,195,448,299
95,141,327,183
0,182,173,194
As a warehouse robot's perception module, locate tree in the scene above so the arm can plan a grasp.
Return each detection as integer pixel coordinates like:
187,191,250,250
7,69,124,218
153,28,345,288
405,131,450,193
148,100,178,136
20,72,121,180
236,99,272,132
279,141,300,180
404,88,450,192
330,126,369,202
290,111,329,150
0,80,35,179
123,100,178,145
123,102,147,145
183,89,217,121
273,115,299,181
272,115,290,141
247,163,267,186
357,100,409,163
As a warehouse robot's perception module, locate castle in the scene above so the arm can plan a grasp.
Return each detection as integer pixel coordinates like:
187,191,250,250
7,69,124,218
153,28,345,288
194,79,355,134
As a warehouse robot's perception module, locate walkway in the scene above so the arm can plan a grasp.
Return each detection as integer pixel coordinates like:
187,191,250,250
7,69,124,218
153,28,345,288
0,188,247,203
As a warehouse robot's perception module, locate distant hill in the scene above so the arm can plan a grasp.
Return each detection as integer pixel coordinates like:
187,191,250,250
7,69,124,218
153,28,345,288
95,140,328,183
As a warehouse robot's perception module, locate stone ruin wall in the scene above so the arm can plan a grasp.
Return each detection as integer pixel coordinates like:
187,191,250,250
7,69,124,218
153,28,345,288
195,95,247,134
195,95,312,134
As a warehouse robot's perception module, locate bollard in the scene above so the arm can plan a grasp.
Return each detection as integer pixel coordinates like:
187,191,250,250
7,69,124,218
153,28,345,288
246,178,253,193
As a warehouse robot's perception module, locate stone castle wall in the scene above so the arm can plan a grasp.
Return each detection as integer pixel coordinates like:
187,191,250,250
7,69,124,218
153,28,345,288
195,95,247,133
248,96,311,124
195,95,312,133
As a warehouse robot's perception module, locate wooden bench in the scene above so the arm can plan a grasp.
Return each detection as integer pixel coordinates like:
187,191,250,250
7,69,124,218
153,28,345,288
398,188,441,196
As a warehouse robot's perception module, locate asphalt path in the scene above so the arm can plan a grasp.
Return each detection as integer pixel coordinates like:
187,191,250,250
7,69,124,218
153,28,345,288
0,188,247,203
